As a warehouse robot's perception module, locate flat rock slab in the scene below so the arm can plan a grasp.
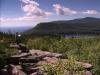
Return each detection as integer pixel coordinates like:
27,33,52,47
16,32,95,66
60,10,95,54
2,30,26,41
11,53,31,58
43,57,58,64
76,62,93,69
9,44,20,48
19,43,26,47
8,53,31,64
20,58,39,63
30,50,63,58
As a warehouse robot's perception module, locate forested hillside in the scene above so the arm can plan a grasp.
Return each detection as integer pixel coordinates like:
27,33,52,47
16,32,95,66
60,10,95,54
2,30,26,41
25,17,100,35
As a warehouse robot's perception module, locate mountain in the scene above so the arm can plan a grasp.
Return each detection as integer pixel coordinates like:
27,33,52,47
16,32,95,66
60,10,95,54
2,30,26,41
25,17,100,35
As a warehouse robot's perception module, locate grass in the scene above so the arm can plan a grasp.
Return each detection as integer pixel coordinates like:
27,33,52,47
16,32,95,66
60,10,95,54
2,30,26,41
0,33,100,75
0,33,18,69
26,36,100,75
43,57,85,75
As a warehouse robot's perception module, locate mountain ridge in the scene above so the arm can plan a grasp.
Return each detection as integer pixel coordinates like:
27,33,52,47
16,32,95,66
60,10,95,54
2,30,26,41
25,17,100,35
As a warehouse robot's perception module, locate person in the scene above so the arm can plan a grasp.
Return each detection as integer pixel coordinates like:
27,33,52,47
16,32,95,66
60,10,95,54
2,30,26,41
15,32,21,44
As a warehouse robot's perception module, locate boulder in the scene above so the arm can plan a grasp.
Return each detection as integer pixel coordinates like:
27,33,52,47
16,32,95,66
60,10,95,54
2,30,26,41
6,64,27,75
30,50,63,58
85,71,93,75
43,57,58,64
7,53,31,64
76,62,93,69
11,53,31,58
20,56,39,63
9,43,20,48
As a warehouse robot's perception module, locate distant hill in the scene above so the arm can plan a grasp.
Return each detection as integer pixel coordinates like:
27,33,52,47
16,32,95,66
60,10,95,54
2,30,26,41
25,17,100,35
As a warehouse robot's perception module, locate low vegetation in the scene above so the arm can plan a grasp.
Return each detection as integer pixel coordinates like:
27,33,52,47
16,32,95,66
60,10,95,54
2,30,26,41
43,56,85,75
0,32,18,69
0,32,100,75
26,36,100,75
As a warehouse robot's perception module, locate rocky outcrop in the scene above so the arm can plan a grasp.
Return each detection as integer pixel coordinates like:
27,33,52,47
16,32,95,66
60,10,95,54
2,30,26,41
9,43,29,53
3,49,93,75
7,53,31,64
30,50,63,58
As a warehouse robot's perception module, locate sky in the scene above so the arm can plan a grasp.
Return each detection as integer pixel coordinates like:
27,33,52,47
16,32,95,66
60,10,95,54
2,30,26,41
0,0,100,28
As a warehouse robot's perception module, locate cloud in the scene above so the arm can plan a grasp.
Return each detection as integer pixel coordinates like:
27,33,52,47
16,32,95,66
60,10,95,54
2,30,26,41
21,0,52,16
22,4,52,16
82,10,99,15
0,0,53,27
0,16,48,23
0,16,49,27
53,4,77,15
21,0,39,6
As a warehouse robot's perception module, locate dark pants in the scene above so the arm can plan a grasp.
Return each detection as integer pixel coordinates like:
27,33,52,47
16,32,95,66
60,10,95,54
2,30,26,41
16,38,21,44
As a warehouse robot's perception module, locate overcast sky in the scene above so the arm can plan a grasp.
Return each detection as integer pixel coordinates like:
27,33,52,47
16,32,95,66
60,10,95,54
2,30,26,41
0,0,100,27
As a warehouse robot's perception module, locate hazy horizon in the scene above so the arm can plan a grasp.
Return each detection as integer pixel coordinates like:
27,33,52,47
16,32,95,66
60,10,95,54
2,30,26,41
0,26,33,33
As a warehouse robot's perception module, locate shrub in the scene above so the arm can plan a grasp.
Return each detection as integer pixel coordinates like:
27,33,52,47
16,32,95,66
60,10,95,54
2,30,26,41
43,56,85,75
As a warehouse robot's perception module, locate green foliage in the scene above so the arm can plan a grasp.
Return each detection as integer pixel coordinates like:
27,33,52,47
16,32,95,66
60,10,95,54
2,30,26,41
26,17,100,35
43,57,85,75
0,32,100,75
26,36,100,75
0,33,18,69
27,37,57,51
